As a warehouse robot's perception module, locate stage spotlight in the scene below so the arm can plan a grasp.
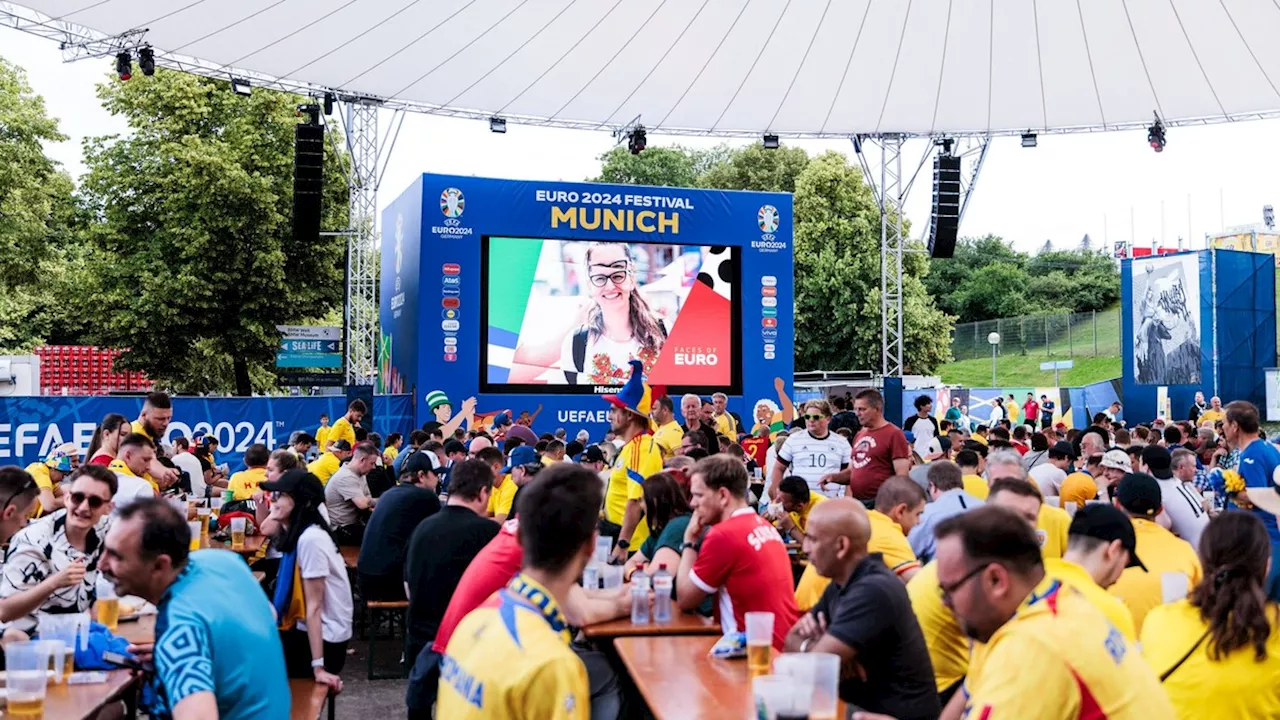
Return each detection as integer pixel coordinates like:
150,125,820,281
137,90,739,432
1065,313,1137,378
138,47,155,77
323,92,335,116
115,51,132,81
231,77,252,97
489,116,507,134
628,126,647,155
1148,113,1165,153
763,134,780,150
1021,132,1037,148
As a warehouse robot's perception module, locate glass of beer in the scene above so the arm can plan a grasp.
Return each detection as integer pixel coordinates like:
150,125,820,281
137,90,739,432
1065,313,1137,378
745,611,774,679
197,507,212,545
96,578,120,631
230,516,247,551
188,521,202,552
6,641,48,716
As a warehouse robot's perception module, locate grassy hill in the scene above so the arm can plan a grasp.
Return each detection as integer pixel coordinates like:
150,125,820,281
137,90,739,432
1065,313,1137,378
937,355,1121,387
941,307,1122,386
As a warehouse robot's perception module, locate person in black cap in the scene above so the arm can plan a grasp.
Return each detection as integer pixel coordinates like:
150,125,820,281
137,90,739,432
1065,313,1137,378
1142,444,1208,551
258,469,352,690
579,444,607,474
1109,472,1204,634
355,452,442,601
1046,504,1144,640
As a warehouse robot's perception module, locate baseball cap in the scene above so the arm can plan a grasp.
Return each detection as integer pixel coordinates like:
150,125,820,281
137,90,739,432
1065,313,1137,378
329,439,352,452
1068,504,1147,571
401,451,438,477
1115,472,1163,517
904,430,916,444
578,445,606,465
259,469,326,504
1140,445,1173,480
1048,440,1077,460
1100,449,1131,472
565,440,584,459
501,445,537,474
493,412,513,427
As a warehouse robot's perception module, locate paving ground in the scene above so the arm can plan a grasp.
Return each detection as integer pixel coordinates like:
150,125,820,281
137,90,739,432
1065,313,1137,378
329,634,410,718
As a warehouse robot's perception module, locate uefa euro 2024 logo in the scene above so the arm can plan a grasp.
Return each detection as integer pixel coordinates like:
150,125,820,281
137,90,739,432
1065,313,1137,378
758,204,779,234
440,188,465,219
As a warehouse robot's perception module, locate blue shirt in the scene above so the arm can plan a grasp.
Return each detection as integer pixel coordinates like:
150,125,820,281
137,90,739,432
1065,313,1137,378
155,551,290,720
908,489,984,563
1239,438,1280,543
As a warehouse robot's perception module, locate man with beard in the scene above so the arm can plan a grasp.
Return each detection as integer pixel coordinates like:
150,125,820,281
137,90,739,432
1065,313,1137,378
606,361,664,563
649,395,683,459
130,392,179,488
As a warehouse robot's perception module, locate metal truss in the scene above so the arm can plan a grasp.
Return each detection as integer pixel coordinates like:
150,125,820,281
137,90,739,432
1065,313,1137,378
855,135,989,377
342,101,381,387
7,1,1280,141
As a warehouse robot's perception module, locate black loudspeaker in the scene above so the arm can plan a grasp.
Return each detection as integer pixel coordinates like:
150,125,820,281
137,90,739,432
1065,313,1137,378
929,154,961,258
293,123,325,242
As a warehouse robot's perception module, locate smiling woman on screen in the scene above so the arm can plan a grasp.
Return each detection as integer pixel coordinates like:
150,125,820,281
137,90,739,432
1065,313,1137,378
560,242,667,385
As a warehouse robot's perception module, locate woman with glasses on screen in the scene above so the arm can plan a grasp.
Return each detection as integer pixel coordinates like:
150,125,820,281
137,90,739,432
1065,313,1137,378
561,243,667,385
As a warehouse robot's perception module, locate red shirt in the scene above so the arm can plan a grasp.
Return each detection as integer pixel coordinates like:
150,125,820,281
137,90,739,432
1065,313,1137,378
848,423,911,501
740,437,770,468
432,518,523,654
88,454,113,466
1022,401,1039,423
688,508,799,651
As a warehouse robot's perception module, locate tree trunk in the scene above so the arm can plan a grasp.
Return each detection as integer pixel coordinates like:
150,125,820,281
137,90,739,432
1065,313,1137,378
233,358,252,396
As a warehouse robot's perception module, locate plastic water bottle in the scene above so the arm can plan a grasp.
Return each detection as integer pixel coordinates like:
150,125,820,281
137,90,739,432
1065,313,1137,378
582,562,599,590
631,568,650,624
652,564,673,623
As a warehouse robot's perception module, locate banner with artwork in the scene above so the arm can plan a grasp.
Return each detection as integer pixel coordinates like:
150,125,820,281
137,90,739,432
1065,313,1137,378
1131,254,1202,385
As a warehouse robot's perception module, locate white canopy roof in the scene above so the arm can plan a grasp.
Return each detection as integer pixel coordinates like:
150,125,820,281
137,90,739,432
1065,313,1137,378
9,0,1280,137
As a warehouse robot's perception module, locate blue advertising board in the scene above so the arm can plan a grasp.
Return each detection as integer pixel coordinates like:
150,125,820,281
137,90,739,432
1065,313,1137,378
0,395,413,471
380,174,795,438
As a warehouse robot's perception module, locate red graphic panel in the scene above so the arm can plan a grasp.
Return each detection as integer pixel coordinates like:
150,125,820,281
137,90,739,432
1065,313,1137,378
649,281,731,386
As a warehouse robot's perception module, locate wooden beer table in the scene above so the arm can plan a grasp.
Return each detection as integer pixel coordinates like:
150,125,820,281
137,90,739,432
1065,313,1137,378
614,635,846,720
45,669,138,720
583,612,719,639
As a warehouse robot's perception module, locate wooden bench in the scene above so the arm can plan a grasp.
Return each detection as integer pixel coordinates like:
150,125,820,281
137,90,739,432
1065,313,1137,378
289,679,335,720
365,600,410,680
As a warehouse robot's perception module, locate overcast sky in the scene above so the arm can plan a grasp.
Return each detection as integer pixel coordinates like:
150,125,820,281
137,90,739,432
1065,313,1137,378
6,26,1280,254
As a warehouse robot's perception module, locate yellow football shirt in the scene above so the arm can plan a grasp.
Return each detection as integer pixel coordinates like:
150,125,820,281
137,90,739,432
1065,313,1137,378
228,467,268,501
487,476,518,518
1109,518,1202,635
652,421,684,458
906,562,968,693
307,452,340,485
962,474,989,500
1044,558,1136,641
328,417,356,450
964,576,1174,719
109,458,159,493
1141,599,1280,720
129,420,153,440
1196,409,1224,426
1036,505,1071,560
438,574,589,720
24,463,56,517
794,509,919,610
605,435,662,549
713,413,738,439
315,424,330,453
383,446,399,464
787,493,826,534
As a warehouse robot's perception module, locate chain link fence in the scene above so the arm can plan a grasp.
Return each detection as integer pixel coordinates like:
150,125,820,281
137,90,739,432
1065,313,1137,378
951,309,1120,362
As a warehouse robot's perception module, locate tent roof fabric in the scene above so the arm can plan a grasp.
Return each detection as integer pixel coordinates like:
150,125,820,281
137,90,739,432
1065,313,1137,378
10,0,1280,138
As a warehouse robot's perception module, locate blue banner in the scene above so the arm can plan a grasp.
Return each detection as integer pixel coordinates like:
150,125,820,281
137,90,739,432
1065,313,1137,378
0,395,414,471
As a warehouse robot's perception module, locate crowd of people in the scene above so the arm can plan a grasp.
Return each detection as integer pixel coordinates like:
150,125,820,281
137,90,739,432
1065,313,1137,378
2,376,1280,719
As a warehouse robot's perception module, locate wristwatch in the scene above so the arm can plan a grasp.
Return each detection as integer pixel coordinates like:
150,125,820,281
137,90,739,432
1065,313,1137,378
617,538,631,550
680,540,701,553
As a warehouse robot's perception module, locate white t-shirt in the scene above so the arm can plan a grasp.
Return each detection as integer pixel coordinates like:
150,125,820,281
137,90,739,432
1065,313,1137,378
988,405,1005,424
777,430,852,499
1157,478,1209,551
559,328,646,385
1028,464,1068,498
172,453,205,498
295,525,353,644
113,473,155,512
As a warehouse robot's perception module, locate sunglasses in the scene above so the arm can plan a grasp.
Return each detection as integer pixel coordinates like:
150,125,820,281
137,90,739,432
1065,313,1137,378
802,414,828,421
68,492,110,510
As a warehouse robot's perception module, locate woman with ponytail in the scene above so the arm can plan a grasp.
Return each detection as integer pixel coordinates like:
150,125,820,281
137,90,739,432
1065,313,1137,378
1140,511,1280,718
85,414,130,466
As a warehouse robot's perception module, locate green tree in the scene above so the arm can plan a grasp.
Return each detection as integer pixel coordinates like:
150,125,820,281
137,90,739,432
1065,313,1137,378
0,58,84,352
77,69,350,395
699,143,810,193
592,146,701,187
951,262,1032,322
924,234,1024,319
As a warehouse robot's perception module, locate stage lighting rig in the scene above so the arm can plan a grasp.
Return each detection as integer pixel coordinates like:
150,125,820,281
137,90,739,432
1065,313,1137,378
323,92,335,116
231,77,252,96
1021,132,1037,148
628,126,647,155
137,46,155,77
489,116,507,134
763,134,780,149
1148,112,1166,153
115,51,132,81
296,103,322,126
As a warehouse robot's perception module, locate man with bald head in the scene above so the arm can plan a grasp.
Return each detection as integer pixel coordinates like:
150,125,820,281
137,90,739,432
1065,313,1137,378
785,498,939,720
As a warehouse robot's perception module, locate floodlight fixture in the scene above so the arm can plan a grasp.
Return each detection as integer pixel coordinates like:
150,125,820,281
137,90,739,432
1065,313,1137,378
628,126,647,155
763,134,780,149
115,51,132,81
1148,113,1165,153
231,77,252,97
489,116,507,134
1021,132,1037,148
138,47,155,77
323,92,335,116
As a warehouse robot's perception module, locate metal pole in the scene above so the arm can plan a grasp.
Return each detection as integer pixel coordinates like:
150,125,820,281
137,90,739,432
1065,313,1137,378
992,343,997,387
1045,316,1050,356
1067,316,1073,358
1093,310,1097,356
343,101,379,387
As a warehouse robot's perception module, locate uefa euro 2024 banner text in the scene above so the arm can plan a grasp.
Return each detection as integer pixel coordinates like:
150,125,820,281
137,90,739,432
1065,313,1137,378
0,395,413,470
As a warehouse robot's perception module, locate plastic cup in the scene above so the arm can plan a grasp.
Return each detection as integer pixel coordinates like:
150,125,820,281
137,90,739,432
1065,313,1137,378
6,641,49,715
745,612,774,678
38,616,77,682
1162,572,1190,604
774,652,839,719
595,537,612,565
751,675,792,720
601,564,623,590
230,516,247,550
32,639,66,684
188,521,202,551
